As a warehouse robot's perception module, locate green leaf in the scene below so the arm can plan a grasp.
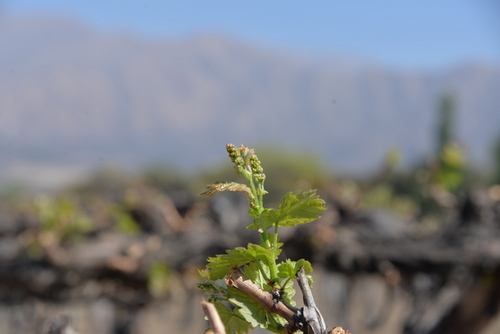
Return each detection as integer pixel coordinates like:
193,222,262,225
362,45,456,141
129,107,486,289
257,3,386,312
206,244,279,280
206,247,252,280
248,207,260,219
276,190,326,227
277,259,313,279
242,261,269,291
198,268,211,281
214,302,252,334
228,286,268,329
247,208,277,231
267,312,288,332
277,260,314,306
228,286,288,333
248,190,325,231
281,281,296,307
197,270,230,303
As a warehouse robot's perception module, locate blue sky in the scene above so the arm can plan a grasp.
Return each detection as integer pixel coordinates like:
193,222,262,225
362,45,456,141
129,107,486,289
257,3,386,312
2,0,500,69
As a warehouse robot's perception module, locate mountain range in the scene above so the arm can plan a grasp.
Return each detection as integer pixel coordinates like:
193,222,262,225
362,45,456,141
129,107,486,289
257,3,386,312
1,14,500,187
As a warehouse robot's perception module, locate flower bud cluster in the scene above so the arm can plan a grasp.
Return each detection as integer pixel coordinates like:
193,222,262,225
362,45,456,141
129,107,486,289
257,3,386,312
226,144,244,166
249,155,266,182
226,144,266,183
249,156,263,174
253,173,266,183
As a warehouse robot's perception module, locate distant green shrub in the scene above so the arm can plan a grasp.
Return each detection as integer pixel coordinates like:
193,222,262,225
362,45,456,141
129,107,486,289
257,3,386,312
34,195,94,244
148,261,171,297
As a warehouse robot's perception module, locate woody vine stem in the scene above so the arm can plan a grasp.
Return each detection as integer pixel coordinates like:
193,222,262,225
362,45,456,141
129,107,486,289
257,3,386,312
197,144,351,334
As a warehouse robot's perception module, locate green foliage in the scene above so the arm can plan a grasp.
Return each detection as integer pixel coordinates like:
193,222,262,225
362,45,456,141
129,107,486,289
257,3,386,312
147,261,171,297
34,195,94,244
206,243,279,281
278,258,312,280
433,142,466,191
110,205,140,236
361,185,418,217
198,144,324,333
430,94,466,193
249,190,325,231
214,302,253,334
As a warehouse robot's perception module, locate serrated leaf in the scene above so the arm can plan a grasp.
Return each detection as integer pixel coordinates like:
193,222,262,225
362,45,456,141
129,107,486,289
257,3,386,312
201,182,254,199
229,286,288,333
276,259,312,307
248,190,325,231
267,312,288,332
197,271,229,300
248,207,260,219
228,286,267,328
242,261,269,291
206,244,279,280
206,247,253,280
277,259,313,279
276,190,326,227
196,281,214,291
198,268,211,281
214,302,252,334
247,208,277,231
281,281,296,307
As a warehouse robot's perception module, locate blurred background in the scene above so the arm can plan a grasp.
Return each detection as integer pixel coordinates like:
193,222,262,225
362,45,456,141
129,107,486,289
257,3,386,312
1,1,500,333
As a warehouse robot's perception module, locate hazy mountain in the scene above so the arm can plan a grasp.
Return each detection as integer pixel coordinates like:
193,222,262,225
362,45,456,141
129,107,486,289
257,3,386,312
1,15,499,186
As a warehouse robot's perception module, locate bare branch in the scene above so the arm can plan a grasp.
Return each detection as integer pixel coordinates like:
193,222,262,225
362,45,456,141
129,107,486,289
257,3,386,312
201,299,226,334
226,271,297,328
225,269,353,334
296,266,327,334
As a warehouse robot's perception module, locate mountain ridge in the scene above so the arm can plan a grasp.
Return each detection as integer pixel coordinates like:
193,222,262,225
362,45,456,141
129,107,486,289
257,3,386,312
1,14,499,186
